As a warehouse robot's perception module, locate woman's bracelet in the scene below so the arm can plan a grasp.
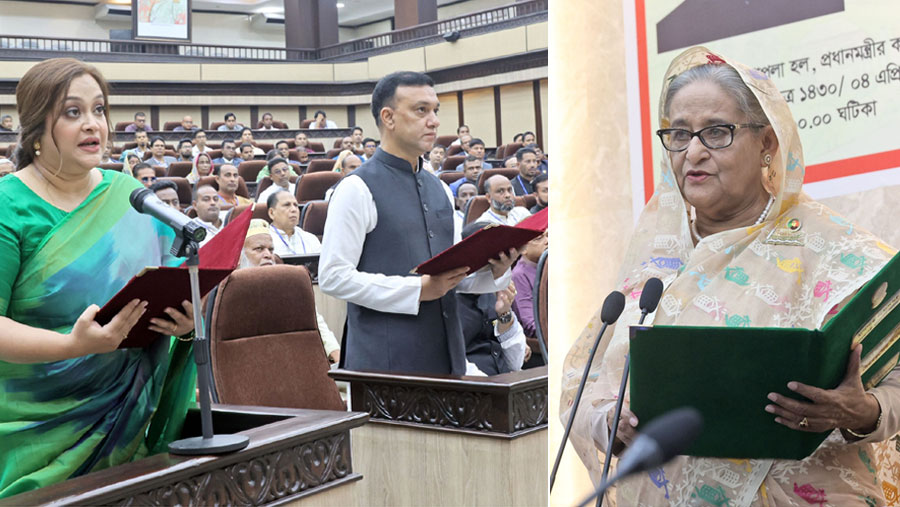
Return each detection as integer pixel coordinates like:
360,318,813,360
176,330,196,342
844,407,883,440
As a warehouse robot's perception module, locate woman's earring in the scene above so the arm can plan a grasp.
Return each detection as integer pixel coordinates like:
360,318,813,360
33,141,41,157
763,153,772,166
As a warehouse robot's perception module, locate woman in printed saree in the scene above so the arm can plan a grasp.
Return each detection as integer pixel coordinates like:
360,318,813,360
561,47,900,506
0,58,196,498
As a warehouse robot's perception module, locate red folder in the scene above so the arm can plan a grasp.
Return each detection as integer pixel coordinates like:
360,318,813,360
413,207,547,276
96,207,253,348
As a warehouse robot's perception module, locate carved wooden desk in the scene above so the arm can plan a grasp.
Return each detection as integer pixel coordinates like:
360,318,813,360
1,404,367,506
330,366,548,506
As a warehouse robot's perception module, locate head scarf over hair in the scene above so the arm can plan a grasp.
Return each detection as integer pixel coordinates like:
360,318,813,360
187,152,215,184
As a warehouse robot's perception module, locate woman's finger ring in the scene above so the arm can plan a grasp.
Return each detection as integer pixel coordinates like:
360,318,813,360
799,417,809,428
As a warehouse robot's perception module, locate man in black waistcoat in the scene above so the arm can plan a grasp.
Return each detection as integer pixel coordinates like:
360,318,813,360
319,71,518,376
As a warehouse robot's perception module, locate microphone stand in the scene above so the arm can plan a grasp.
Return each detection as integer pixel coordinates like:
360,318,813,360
166,233,249,455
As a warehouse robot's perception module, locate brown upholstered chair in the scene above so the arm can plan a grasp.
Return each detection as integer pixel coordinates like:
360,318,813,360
308,141,325,152
121,142,138,150
300,200,328,240
503,142,524,159
224,203,271,226
166,161,193,178
151,166,166,177
207,149,223,161
98,163,124,171
464,196,490,225
163,121,181,131
257,120,288,129
533,250,548,362
325,148,342,159
208,265,344,410
114,121,132,132
476,168,520,194
300,119,314,128
332,139,343,149
447,144,464,156
441,155,465,173
495,144,507,160
196,175,251,199
306,159,334,174
158,177,192,209
256,142,274,153
436,135,457,148
295,172,341,204
438,172,465,185
208,121,225,131
237,160,267,182
256,175,299,200
521,194,537,210
287,149,306,163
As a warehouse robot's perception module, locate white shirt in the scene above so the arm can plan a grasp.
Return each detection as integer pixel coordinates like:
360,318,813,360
257,182,296,204
270,225,322,257
477,206,532,226
309,119,338,129
193,217,221,248
191,145,213,157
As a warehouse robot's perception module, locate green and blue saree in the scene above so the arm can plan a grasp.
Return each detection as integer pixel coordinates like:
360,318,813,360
0,170,195,498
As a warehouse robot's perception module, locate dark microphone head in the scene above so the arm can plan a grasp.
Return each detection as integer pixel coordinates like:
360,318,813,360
641,407,704,464
600,291,626,325
130,187,153,213
639,277,664,314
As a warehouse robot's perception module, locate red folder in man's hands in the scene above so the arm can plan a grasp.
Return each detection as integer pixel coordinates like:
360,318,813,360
413,207,547,276
96,207,253,348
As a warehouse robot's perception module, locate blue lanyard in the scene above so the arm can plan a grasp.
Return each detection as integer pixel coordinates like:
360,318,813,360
273,227,306,254
488,210,507,223
516,174,529,192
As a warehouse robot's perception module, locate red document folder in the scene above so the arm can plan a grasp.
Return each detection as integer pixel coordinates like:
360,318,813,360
96,207,252,348
413,207,547,276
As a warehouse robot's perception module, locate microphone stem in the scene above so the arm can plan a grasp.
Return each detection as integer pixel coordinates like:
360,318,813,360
597,309,649,507
549,321,609,492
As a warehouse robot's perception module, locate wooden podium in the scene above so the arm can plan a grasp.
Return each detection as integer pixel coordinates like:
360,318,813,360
330,366,548,507
1,405,367,506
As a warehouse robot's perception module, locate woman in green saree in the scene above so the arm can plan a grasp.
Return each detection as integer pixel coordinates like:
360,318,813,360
0,58,196,498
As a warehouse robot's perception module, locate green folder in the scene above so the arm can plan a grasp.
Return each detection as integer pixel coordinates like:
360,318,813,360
629,252,900,460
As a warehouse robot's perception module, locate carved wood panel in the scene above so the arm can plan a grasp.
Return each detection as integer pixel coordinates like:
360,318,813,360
363,384,494,431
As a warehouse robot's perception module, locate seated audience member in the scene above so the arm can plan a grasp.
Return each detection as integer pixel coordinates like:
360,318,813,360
426,144,445,173
294,132,314,153
530,173,548,214
239,219,342,363
332,137,353,159
150,179,181,210
504,156,518,169
454,182,477,225
457,133,472,154
100,141,114,164
267,190,322,256
255,151,299,182
124,111,149,132
522,131,537,145
325,152,362,201
146,136,177,169
133,163,157,188
449,155,484,196
450,124,469,146
238,143,256,164
240,127,265,156
217,112,243,132
457,221,529,375
511,230,548,338
294,149,310,165
309,110,337,129
256,158,295,203
212,138,240,167
259,112,279,130
191,185,222,247
0,114,13,131
455,138,491,171
274,140,291,160
0,158,14,177
350,126,364,151
478,175,531,225
216,164,253,209
123,152,141,176
191,129,213,157
360,138,377,162
510,146,539,196
187,152,214,184
119,130,149,161
512,133,524,144
533,144,549,173
173,115,199,132
176,138,194,162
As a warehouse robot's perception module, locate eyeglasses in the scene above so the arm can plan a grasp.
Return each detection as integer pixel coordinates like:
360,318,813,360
656,123,764,152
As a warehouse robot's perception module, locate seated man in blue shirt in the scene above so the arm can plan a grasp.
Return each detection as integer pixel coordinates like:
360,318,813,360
454,138,492,171
212,138,240,167
449,155,484,196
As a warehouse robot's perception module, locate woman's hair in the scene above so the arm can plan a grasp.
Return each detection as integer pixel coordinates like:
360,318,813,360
332,149,354,172
663,64,769,126
15,58,112,170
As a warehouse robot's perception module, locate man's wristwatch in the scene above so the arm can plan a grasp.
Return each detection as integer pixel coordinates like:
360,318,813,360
496,311,513,324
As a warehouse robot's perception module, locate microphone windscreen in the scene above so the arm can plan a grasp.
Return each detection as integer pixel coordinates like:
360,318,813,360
639,277,664,313
641,407,703,462
600,291,626,325
130,187,153,213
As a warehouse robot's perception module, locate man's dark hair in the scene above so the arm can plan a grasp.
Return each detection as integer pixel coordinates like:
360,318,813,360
523,131,536,139
352,126,363,134
240,127,252,136
464,154,480,164
224,112,236,121
150,136,166,148
133,162,152,172
221,138,236,148
524,143,539,150
150,179,178,193
513,133,523,142
431,144,445,152
134,112,145,119
1,114,12,121
532,172,548,187
268,157,288,170
267,189,290,210
314,109,326,118
515,146,536,162
177,138,192,150
370,71,434,127
457,125,469,134
262,112,273,119
362,137,376,146
239,143,254,152
461,221,491,240
275,140,289,148
469,138,485,148
192,129,206,139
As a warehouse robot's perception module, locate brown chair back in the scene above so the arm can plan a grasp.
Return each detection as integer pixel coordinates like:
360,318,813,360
196,175,251,199
520,194,537,210
300,119,314,128
476,168,520,194
208,265,344,410
441,155,465,173
447,145,464,156
435,135,457,148
438,172,465,185
325,149,342,159
207,149,223,161
534,250,548,355
98,163,124,171
151,166,166,177
308,141,325,152
306,159,334,174
114,121,132,132
166,161,193,178
495,144,507,159
256,142,274,153
464,196,490,225
332,139,344,149
225,203,271,226
295,172,341,204
238,160,267,182
300,200,328,240
208,121,225,131
163,121,181,131
504,142,524,158
257,120,288,129
158,177,192,209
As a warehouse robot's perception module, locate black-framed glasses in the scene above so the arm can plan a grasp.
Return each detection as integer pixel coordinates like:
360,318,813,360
656,123,765,152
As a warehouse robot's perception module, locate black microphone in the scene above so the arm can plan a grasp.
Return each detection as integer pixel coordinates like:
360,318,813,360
577,408,704,507
130,187,206,243
549,291,625,492
599,277,663,507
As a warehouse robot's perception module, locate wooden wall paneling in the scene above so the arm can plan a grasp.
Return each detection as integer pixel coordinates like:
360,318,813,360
493,86,502,148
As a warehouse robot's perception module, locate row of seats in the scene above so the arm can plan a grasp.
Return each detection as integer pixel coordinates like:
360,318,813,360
115,119,322,132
